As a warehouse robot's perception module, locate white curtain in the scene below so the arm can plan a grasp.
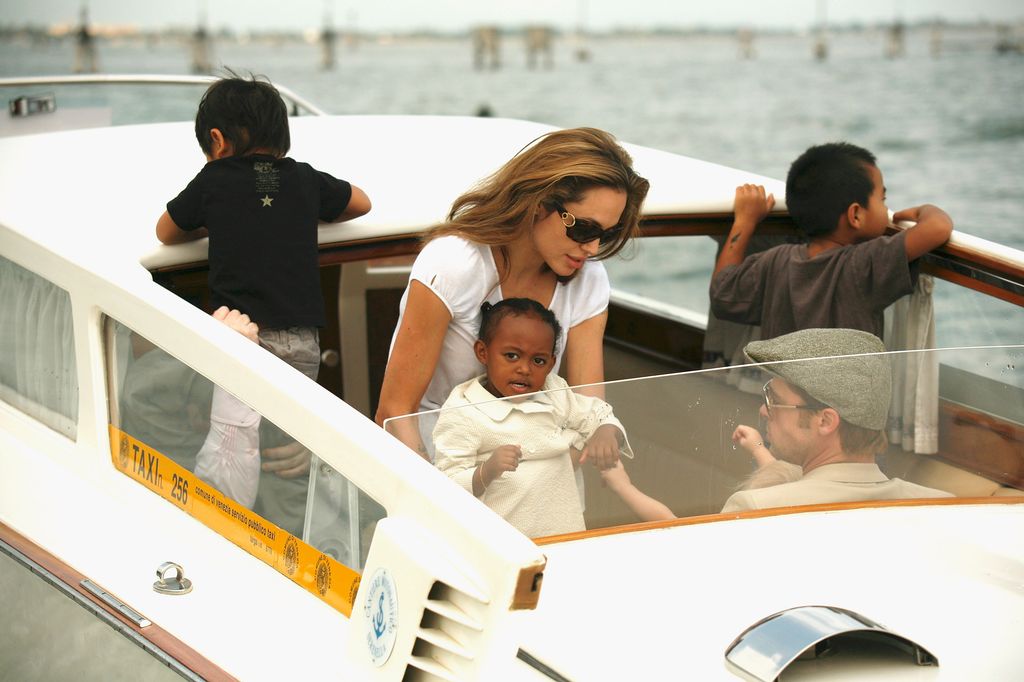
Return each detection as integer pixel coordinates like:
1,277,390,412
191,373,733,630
884,274,939,454
0,257,78,438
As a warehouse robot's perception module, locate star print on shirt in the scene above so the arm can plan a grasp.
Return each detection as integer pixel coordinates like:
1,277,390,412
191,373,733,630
261,194,274,207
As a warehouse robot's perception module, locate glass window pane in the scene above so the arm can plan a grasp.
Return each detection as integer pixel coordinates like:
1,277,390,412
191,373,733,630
605,233,802,325
104,316,384,615
305,456,386,572
932,277,1024,349
606,235,718,314
0,255,77,439
395,346,1023,538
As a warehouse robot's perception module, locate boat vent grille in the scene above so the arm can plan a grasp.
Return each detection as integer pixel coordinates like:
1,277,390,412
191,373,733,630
403,581,488,682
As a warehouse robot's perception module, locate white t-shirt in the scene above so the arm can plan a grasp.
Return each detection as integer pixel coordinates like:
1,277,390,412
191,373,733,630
391,235,611,414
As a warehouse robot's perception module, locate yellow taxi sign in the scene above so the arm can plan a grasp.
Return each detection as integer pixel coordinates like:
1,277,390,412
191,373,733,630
110,424,361,616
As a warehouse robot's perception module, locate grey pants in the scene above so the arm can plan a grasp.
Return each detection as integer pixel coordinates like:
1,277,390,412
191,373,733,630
255,326,320,537
258,326,320,382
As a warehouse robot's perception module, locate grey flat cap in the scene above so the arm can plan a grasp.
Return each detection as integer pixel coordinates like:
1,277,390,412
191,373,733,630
744,328,890,430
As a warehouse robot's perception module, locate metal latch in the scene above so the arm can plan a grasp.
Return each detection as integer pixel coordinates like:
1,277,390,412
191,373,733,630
9,94,56,118
153,561,193,595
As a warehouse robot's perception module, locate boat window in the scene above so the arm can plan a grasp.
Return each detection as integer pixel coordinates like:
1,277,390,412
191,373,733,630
606,233,807,328
102,317,384,616
393,346,1023,539
0,79,323,138
0,255,78,439
605,234,733,318
0,83,199,136
930,277,1024,354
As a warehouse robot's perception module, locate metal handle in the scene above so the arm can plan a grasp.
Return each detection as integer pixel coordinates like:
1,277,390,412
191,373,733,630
153,561,193,595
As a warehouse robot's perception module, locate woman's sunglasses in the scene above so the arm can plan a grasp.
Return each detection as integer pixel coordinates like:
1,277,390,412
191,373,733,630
554,204,625,245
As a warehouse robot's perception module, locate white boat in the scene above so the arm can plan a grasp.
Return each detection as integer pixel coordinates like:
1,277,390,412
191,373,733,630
1,75,1022,680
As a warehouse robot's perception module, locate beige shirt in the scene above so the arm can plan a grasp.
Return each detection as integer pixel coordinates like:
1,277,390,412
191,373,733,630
721,462,952,513
433,373,632,538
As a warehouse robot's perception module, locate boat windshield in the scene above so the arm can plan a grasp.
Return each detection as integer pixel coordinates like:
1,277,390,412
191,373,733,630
387,345,1024,540
0,76,324,138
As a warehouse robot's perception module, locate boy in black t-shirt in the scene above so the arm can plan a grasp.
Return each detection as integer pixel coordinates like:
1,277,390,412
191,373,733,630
156,74,371,383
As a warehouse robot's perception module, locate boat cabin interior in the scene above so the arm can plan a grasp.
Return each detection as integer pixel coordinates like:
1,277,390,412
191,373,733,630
147,213,1024,524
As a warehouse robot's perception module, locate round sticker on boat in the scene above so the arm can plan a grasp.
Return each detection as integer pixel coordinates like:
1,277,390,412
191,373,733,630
364,567,398,666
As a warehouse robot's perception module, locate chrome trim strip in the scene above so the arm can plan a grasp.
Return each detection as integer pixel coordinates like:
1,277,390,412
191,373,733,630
81,578,153,627
923,251,1024,299
724,604,938,682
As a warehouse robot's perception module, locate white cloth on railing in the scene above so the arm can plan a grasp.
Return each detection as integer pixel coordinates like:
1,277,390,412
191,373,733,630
884,274,939,454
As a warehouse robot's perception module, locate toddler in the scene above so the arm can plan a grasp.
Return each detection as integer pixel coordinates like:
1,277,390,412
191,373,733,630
433,298,631,538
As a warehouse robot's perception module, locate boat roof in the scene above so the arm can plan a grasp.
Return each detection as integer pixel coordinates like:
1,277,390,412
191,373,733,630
0,114,785,273
4,112,1022,281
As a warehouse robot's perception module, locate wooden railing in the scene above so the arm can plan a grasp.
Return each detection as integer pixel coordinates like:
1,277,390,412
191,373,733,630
151,212,1024,311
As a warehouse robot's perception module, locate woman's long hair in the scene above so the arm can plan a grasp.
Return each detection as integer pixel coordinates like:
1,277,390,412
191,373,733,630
429,127,649,273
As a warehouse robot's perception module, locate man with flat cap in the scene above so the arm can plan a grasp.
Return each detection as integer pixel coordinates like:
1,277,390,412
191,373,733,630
721,328,951,513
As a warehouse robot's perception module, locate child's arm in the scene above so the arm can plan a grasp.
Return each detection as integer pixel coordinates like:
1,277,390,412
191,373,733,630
601,461,675,522
579,423,622,471
713,184,776,276
156,210,206,245
474,444,522,497
894,204,953,261
330,184,372,223
732,424,775,468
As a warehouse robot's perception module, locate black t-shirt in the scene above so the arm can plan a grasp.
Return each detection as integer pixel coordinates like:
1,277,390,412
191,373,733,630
167,155,352,328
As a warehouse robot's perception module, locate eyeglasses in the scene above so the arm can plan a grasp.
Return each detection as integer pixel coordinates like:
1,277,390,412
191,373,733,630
554,204,625,245
762,380,823,416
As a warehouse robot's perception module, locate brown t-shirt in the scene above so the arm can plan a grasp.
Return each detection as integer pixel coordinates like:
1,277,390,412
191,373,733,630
709,231,917,340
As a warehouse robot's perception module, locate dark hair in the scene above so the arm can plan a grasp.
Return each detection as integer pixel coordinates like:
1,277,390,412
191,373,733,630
785,142,877,238
195,72,290,158
478,298,562,354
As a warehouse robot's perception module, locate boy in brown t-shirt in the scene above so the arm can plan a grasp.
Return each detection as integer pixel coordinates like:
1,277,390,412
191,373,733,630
709,142,952,340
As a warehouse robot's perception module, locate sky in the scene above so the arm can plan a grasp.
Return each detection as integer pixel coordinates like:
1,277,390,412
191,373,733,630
7,0,1024,33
